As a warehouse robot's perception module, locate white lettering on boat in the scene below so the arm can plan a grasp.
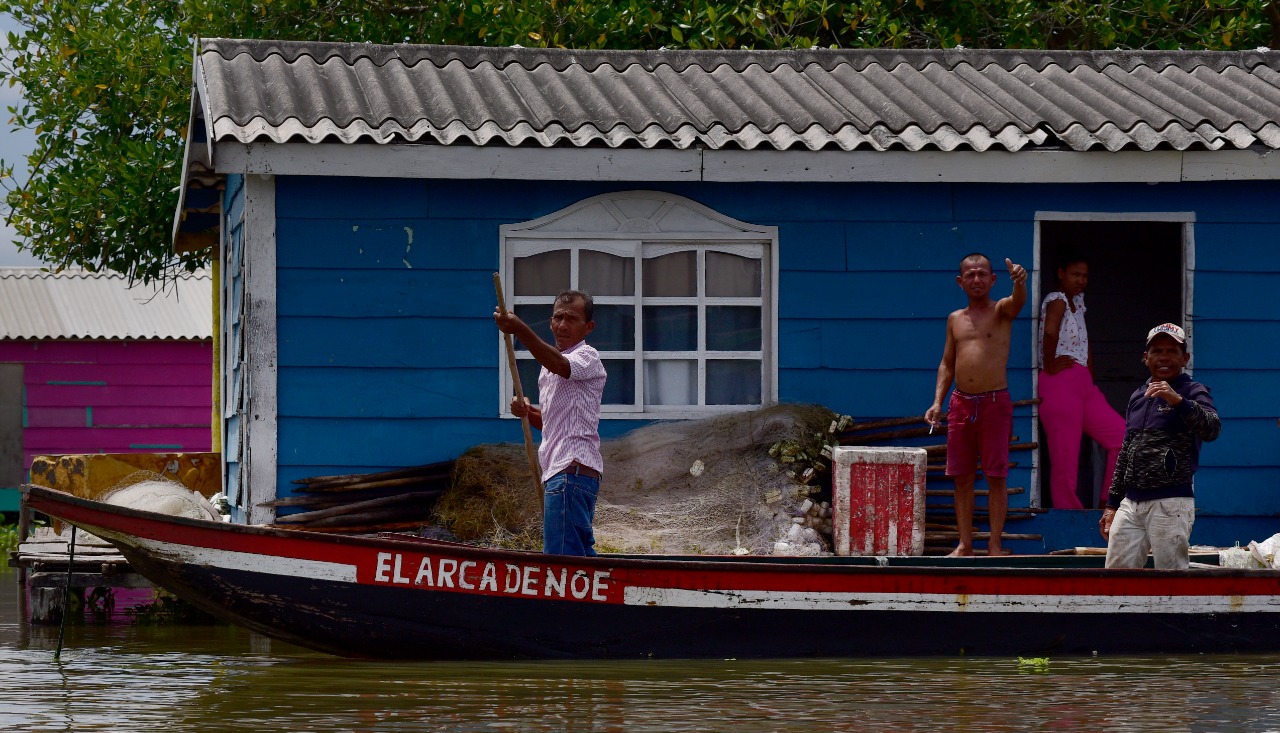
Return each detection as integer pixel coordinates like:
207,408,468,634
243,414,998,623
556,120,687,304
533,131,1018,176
521,566,540,595
570,570,590,599
545,567,566,597
414,557,433,586
437,558,458,588
458,561,477,590
479,562,498,591
370,552,614,602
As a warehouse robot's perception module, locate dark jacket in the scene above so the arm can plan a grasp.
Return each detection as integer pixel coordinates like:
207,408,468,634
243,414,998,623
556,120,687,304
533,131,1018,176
1106,373,1220,509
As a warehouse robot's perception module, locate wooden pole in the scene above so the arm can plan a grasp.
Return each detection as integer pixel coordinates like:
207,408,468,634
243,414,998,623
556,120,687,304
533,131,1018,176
493,273,544,506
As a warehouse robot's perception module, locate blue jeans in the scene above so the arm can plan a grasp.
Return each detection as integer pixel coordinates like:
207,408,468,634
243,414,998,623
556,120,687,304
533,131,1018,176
543,472,599,556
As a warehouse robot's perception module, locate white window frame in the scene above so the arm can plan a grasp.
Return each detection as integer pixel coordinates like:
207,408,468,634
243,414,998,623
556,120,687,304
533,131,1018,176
499,191,779,419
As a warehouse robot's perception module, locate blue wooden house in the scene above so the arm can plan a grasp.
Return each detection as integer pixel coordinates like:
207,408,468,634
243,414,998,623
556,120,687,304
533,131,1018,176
172,40,1280,548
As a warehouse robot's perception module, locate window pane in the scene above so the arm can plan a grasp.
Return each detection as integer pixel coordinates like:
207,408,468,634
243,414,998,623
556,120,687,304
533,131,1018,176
706,306,762,351
580,250,634,296
707,360,761,405
602,359,635,405
590,304,635,351
643,306,697,351
514,250,569,296
515,358,541,405
706,251,761,297
513,304,551,352
645,360,696,406
644,251,696,296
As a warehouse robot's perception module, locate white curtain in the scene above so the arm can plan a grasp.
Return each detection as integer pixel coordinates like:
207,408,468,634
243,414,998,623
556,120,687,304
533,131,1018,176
706,251,761,297
645,360,696,405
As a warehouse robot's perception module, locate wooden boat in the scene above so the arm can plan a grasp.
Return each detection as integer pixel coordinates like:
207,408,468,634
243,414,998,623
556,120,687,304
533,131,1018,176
24,484,1280,659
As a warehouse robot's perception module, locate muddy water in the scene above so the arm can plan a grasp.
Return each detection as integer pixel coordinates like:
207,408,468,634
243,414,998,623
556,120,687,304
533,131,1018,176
3,568,1280,732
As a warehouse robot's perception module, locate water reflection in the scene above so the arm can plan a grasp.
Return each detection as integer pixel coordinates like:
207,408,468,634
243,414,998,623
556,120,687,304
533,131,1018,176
3,568,1280,732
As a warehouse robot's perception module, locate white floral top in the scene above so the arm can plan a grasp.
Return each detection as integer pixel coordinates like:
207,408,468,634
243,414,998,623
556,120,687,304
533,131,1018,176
1039,291,1089,368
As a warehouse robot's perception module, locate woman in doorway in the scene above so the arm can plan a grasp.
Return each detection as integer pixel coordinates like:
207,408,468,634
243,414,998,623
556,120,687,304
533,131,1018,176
1038,252,1126,510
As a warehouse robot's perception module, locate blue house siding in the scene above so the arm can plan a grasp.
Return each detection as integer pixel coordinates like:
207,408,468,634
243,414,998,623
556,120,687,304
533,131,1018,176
268,176,1280,545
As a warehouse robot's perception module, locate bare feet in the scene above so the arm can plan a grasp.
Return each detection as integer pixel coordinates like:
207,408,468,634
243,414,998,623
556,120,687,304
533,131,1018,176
948,545,974,557
987,542,1003,557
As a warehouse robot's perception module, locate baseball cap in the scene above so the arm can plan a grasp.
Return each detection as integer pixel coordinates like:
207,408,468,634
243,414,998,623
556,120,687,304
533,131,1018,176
1146,323,1186,345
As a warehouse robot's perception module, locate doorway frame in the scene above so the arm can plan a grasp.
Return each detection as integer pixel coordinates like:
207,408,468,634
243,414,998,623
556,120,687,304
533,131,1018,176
1029,211,1196,509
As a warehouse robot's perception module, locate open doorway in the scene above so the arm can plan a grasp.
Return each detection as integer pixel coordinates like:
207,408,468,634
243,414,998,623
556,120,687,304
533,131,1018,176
1035,218,1188,509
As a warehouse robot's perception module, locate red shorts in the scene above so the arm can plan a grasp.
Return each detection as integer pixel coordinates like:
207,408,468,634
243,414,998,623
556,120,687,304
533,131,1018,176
945,389,1012,478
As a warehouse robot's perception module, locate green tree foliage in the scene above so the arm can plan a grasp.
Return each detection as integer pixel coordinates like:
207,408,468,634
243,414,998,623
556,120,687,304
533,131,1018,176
1,0,1277,281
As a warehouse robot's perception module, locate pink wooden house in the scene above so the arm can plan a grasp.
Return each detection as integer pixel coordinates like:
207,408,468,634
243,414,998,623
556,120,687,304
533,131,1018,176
0,268,213,511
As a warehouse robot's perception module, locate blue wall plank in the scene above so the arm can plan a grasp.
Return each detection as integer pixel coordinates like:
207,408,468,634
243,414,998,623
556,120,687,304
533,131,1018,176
781,271,1035,321
277,415,644,469
778,321,822,369
277,268,495,318
817,318,996,370
1196,418,1280,468
277,366,493,418
778,222,846,272
781,365,1037,418
276,219,501,272
1195,467,1280,515
953,181,1280,223
1194,223,1280,272
679,182,958,224
277,317,495,369
1190,369,1275,418
1190,272,1280,319
1190,322,1278,369
276,417,499,466
278,176,430,219
845,221,1035,270
425,180,630,221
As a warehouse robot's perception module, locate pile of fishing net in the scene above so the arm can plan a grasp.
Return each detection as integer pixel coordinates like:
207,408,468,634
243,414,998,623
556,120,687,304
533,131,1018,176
101,471,226,521
433,403,844,556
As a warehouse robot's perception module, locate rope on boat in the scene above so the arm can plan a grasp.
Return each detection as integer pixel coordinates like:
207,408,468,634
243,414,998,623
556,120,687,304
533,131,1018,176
53,525,77,661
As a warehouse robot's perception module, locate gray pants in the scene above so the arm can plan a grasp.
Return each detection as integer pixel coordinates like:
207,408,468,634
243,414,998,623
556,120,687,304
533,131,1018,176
1105,497,1195,570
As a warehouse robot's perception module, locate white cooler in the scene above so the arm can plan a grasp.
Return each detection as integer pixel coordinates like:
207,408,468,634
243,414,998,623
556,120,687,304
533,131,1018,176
832,446,927,556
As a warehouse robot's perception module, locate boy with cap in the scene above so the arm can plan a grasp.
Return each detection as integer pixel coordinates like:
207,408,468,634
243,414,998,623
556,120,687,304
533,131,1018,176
1099,323,1220,570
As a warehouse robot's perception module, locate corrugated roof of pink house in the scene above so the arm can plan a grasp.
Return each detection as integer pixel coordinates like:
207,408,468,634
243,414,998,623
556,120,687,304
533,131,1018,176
0,268,212,340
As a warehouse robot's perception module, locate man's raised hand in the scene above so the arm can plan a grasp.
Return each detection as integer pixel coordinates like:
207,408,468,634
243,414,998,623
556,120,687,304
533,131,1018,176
1005,258,1027,285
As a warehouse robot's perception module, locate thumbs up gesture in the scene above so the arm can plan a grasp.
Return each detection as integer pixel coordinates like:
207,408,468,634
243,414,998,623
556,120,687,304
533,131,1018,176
1005,258,1027,285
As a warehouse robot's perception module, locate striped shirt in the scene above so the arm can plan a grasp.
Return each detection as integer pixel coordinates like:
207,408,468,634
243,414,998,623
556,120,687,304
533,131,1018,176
537,341,607,482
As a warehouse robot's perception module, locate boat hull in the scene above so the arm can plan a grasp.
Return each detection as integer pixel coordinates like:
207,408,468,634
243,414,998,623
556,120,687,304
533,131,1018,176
25,486,1280,659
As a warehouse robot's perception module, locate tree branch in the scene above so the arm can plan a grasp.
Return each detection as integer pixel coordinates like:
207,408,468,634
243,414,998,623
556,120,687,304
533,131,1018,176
1266,0,1280,49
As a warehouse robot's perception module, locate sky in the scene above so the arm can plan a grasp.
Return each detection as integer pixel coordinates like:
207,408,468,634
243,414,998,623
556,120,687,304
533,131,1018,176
0,14,50,268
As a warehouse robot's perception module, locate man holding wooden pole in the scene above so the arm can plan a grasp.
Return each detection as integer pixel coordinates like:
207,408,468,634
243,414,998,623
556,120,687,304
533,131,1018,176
494,290,607,556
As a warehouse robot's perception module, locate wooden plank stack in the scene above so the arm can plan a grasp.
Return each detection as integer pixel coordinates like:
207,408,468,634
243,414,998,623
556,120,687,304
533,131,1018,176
837,399,1042,556
265,460,455,533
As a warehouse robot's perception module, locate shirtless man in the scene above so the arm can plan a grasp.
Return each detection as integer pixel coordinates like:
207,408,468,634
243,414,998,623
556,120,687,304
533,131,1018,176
925,253,1028,556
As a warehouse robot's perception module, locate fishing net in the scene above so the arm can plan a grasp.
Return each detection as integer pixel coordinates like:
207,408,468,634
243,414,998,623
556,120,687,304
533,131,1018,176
433,403,843,556
100,471,223,522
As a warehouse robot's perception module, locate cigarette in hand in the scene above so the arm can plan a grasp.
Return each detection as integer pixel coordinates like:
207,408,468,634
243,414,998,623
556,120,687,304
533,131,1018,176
929,424,935,435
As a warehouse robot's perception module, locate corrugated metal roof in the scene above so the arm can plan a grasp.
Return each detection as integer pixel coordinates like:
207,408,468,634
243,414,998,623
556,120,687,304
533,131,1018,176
196,39,1280,153
0,268,212,341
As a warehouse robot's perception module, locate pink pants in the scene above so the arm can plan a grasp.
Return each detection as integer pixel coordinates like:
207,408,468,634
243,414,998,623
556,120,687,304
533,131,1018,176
1038,363,1125,510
